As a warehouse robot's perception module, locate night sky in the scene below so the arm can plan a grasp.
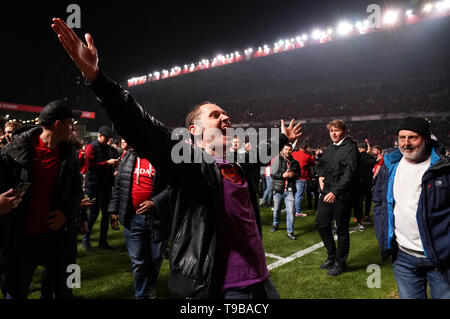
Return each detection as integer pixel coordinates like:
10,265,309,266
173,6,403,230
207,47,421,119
0,0,417,107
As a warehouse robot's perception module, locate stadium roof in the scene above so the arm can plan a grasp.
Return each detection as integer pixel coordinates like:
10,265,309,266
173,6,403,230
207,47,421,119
128,14,450,125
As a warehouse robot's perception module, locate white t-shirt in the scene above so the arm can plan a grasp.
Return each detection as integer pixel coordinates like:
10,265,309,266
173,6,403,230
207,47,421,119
393,155,431,258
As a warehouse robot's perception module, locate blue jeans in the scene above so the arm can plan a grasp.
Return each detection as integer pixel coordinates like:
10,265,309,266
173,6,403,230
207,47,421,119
273,191,295,233
294,179,307,214
223,277,280,299
392,249,450,299
261,176,273,205
123,214,165,299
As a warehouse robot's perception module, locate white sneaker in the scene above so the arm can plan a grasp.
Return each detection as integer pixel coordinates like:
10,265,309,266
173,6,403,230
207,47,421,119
358,224,365,232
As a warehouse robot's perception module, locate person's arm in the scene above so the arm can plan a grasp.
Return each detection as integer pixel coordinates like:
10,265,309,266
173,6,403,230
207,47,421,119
270,157,285,180
372,165,386,251
51,18,176,175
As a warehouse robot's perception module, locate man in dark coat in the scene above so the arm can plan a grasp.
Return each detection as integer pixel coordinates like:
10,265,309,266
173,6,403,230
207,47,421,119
316,120,359,276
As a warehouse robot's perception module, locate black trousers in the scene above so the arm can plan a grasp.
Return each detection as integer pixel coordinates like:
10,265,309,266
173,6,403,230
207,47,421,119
5,232,72,299
315,196,352,266
351,182,373,223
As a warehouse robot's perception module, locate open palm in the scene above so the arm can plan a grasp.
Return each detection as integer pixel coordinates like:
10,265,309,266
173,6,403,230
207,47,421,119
51,18,99,82
281,119,303,142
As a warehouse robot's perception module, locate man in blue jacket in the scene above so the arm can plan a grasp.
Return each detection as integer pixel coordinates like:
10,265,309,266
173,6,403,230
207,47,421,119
373,117,450,299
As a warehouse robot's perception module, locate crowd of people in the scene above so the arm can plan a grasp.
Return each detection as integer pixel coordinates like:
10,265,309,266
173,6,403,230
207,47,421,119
0,18,448,300
223,76,450,123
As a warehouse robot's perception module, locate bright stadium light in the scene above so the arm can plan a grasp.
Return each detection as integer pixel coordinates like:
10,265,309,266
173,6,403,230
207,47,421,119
384,10,399,25
405,9,413,16
327,28,333,35
312,29,321,39
301,34,308,41
423,3,433,12
436,1,450,10
337,21,353,35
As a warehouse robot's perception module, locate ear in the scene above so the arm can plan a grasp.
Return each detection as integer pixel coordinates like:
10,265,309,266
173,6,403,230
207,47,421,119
189,124,202,136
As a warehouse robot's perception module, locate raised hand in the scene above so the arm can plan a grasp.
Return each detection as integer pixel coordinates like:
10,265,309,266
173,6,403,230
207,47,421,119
51,18,100,82
281,119,303,142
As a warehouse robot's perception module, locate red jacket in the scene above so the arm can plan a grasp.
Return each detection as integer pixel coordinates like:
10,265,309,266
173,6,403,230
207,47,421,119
292,150,315,180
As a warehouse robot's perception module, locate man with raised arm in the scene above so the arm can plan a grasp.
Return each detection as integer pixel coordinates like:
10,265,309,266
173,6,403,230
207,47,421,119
51,18,302,299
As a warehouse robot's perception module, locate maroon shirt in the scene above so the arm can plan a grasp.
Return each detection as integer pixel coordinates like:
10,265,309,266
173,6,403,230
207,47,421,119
25,135,61,234
213,156,269,291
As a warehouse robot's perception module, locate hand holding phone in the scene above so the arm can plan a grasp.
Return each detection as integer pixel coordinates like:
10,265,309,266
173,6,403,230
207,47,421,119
14,182,31,195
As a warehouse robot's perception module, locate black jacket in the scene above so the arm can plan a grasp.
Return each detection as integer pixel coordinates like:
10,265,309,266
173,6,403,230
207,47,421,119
317,137,360,200
87,71,289,298
107,150,171,243
0,127,82,292
85,139,115,191
271,155,300,193
358,151,376,184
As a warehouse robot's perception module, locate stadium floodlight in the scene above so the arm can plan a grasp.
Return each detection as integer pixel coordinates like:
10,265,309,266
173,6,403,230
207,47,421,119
436,1,450,10
405,9,413,16
278,40,284,46
383,10,399,25
301,34,308,41
327,28,333,35
337,21,353,35
312,29,321,40
423,3,433,12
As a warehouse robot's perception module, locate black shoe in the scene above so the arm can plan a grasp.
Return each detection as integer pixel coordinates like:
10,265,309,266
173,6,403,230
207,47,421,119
287,233,297,240
98,242,114,250
320,258,335,270
271,225,278,232
327,263,345,276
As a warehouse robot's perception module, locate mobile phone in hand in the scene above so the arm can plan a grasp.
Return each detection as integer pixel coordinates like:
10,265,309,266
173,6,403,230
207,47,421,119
14,182,31,195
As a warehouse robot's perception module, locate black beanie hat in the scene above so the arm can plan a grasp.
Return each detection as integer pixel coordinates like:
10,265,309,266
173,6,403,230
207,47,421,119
396,117,431,139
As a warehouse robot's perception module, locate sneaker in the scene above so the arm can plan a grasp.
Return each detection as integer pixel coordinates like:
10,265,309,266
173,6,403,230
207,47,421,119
287,232,297,240
98,242,114,250
295,212,308,218
327,263,345,276
82,240,94,252
358,224,365,232
271,225,278,232
320,258,335,270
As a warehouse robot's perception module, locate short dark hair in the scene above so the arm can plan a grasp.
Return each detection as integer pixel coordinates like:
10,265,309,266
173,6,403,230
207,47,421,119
299,144,308,150
372,145,382,152
327,120,346,132
284,143,293,149
185,101,215,129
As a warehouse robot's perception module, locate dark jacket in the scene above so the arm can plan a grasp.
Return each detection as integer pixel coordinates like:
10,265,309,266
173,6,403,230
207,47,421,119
358,151,376,184
85,139,115,191
87,71,289,298
317,137,359,200
0,127,82,291
271,155,300,193
373,141,450,271
107,149,171,243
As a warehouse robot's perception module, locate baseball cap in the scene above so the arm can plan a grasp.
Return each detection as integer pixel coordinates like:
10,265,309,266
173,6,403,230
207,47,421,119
98,125,113,138
39,100,81,126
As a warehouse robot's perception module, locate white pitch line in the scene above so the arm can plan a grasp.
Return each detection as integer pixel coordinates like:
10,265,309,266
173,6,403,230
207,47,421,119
267,230,358,271
265,253,284,261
